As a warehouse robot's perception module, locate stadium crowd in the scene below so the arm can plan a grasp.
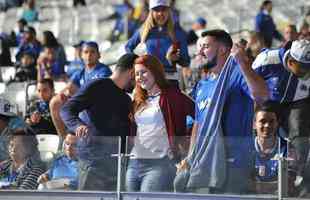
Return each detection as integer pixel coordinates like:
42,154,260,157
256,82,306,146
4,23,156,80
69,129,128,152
0,0,310,198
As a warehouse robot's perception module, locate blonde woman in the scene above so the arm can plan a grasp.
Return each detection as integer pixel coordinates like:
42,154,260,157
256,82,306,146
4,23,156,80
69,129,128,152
125,0,190,85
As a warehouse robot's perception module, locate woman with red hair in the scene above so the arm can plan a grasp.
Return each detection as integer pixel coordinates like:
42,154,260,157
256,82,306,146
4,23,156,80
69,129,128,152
126,54,194,192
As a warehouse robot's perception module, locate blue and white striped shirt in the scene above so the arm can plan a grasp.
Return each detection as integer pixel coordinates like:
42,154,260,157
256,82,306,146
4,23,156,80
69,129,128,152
252,47,310,103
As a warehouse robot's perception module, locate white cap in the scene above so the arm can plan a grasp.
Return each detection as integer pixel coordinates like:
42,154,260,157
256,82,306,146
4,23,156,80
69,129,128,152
0,98,17,117
149,0,170,10
290,40,310,64
284,40,310,68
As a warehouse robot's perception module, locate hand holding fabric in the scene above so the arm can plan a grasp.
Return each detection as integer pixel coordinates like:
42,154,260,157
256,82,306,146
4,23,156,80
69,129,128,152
230,43,251,69
75,125,89,138
176,159,190,173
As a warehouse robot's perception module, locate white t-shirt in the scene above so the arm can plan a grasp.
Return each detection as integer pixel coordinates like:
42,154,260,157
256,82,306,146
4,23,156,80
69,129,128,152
131,95,170,159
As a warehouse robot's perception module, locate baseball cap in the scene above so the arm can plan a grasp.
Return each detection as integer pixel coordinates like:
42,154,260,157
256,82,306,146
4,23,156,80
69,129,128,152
284,39,310,69
196,17,207,26
0,98,17,117
149,0,170,10
82,41,99,52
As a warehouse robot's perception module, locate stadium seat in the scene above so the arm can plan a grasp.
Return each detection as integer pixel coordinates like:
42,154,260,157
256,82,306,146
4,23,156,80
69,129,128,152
0,82,6,95
2,82,27,116
54,81,67,94
0,66,16,83
26,82,37,101
36,134,60,163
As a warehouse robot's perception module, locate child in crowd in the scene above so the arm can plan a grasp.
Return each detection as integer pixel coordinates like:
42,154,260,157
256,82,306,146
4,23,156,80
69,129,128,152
26,78,57,135
14,51,37,82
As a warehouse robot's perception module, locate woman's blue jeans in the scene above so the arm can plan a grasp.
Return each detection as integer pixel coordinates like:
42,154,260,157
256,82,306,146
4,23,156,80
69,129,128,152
126,157,176,192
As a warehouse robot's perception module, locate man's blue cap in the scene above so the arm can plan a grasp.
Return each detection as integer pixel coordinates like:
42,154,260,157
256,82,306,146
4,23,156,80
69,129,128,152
82,41,99,52
196,17,207,26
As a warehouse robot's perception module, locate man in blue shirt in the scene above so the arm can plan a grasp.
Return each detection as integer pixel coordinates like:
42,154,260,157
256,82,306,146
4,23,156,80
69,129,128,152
50,41,112,138
37,134,78,190
255,0,283,48
252,102,297,195
252,39,310,197
60,53,138,191
178,30,268,194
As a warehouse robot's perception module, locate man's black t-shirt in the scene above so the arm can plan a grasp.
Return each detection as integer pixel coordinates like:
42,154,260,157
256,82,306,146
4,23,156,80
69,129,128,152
61,78,132,137
61,78,133,160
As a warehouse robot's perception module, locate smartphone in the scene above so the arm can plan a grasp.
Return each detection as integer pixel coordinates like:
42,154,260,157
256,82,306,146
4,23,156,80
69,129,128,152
172,41,180,53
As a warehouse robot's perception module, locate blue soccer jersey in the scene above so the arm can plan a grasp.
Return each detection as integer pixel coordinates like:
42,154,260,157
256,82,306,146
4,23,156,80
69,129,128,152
252,47,310,103
70,62,112,88
193,59,254,167
254,137,286,182
47,155,79,189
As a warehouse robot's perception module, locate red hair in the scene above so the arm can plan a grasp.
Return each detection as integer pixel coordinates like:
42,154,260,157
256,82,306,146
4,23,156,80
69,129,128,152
133,54,169,113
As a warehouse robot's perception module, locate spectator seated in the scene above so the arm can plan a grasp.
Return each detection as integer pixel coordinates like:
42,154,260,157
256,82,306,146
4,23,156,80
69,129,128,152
0,129,45,190
25,79,57,135
37,134,78,190
251,102,298,196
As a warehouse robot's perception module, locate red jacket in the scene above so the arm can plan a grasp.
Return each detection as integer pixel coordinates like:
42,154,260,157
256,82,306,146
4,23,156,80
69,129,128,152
159,87,195,161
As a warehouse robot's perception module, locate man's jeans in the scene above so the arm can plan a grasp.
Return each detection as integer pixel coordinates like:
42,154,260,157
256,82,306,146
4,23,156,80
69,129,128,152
126,157,176,192
78,156,117,191
77,136,119,191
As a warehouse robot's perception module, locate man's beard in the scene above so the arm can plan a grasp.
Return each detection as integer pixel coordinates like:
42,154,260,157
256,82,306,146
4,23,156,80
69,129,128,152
124,81,135,93
124,86,134,93
198,54,217,70
205,55,217,69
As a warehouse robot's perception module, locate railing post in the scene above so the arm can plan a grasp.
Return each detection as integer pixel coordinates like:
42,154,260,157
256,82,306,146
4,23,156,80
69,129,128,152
278,137,289,200
115,136,131,200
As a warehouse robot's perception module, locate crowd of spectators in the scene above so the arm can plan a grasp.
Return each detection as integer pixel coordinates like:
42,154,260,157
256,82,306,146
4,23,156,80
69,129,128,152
0,0,310,198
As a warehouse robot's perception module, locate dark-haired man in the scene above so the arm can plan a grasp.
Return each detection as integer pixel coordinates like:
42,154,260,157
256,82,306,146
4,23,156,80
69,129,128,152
252,102,298,195
60,53,138,190
50,41,112,138
26,79,56,135
255,0,283,48
179,29,268,194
